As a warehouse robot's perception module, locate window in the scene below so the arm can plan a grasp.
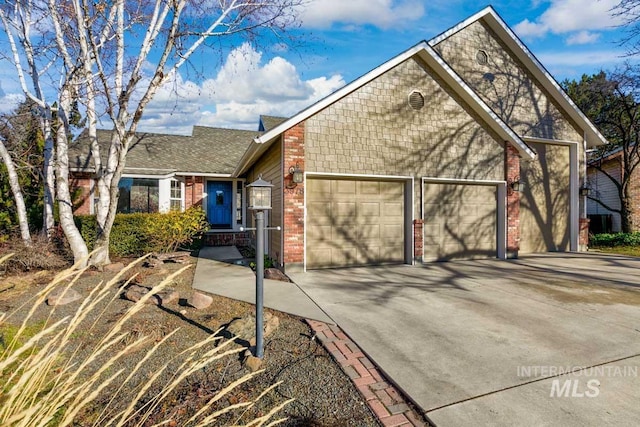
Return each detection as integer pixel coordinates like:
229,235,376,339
236,181,243,224
117,178,159,213
170,180,183,211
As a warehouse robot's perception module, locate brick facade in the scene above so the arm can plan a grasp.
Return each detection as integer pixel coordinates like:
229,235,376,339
72,174,93,215
185,176,204,209
282,123,305,267
413,219,423,262
505,144,520,257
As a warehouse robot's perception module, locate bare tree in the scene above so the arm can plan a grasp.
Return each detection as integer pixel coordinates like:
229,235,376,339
1,0,302,265
0,3,56,238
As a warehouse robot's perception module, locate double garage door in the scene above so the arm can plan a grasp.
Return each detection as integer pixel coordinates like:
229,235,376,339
306,178,405,269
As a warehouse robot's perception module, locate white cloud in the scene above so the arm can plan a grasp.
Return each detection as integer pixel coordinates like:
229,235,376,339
566,30,601,45
136,44,345,134
514,0,622,39
297,0,425,29
537,49,625,67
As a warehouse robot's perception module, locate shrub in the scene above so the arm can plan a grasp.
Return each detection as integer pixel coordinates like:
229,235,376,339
75,207,209,257
146,207,209,253
0,257,291,426
590,232,640,247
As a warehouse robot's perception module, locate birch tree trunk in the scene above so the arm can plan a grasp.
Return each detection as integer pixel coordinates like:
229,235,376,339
0,137,31,245
55,88,89,265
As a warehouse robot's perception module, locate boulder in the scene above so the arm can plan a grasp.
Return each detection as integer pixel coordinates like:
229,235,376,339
245,355,263,372
226,312,280,341
188,292,213,309
123,285,179,306
124,284,150,302
104,262,125,273
264,268,291,282
47,288,82,306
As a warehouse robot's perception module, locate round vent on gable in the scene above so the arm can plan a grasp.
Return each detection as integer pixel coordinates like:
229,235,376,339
408,91,425,110
476,50,489,65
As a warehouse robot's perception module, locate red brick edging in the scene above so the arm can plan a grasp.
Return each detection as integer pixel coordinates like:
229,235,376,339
306,319,430,427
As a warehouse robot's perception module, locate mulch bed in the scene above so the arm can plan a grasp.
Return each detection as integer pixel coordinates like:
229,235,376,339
0,255,380,426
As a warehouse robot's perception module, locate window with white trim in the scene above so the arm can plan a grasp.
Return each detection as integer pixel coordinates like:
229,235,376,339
170,179,183,211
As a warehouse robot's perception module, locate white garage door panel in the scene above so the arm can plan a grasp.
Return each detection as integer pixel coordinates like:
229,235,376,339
424,183,497,261
307,178,405,269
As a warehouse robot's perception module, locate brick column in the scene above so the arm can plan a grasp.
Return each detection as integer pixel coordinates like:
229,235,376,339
413,219,423,263
283,122,305,269
506,144,520,258
579,218,590,249
185,176,204,209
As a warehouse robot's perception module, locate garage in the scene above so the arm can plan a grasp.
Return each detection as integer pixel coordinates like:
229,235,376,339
423,182,499,261
306,177,406,269
520,142,571,253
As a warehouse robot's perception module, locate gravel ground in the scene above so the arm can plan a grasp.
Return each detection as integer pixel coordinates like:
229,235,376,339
0,255,380,426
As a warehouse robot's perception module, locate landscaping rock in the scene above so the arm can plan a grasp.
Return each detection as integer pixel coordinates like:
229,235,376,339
123,285,179,306
226,312,280,341
156,290,179,305
188,292,213,309
264,268,291,282
47,288,81,306
124,285,150,302
104,262,125,273
245,355,263,372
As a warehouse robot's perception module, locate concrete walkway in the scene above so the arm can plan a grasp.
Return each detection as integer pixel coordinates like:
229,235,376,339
192,246,332,323
289,253,640,426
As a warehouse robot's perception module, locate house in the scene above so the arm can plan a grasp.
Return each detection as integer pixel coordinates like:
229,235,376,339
586,148,640,233
70,6,607,270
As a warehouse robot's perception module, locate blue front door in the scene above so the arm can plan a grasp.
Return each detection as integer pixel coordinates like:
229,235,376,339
207,181,232,228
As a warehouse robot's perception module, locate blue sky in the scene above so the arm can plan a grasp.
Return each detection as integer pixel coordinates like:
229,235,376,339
0,0,636,134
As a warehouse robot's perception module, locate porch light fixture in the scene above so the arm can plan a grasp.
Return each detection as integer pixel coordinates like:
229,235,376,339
510,179,524,192
289,163,304,184
580,186,591,197
246,175,273,210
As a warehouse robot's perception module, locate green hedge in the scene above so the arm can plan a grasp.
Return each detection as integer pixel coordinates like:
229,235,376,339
589,232,640,247
75,207,209,257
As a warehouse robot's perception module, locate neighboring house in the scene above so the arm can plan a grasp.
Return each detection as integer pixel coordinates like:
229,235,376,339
586,149,640,233
70,7,607,271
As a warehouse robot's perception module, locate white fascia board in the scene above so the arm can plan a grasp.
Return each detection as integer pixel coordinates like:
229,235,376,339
430,7,607,148
175,172,232,178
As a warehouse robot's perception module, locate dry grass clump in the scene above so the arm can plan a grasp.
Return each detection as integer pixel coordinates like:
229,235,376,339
0,235,69,274
0,254,291,426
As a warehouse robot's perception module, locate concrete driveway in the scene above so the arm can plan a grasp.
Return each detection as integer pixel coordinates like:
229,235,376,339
288,253,640,426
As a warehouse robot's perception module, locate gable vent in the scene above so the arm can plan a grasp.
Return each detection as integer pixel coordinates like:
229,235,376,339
408,91,425,110
476,50,488,65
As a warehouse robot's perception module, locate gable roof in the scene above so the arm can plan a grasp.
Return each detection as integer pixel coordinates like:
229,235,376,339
258,115,288,132
429,6,607,149
233,40,536,176
70,126,255,176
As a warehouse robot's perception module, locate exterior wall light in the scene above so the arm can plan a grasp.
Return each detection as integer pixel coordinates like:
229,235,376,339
289,163,303,184
510,180,524,192
580,187,590,197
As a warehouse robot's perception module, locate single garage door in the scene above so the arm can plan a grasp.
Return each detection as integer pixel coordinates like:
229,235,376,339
520,142,570,253
306,178,405,269
423,182,497,261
